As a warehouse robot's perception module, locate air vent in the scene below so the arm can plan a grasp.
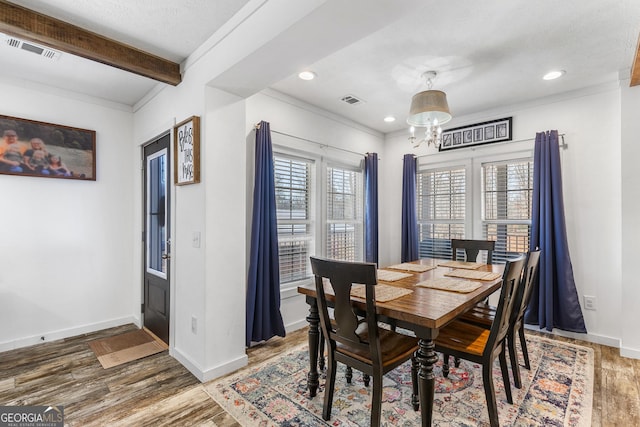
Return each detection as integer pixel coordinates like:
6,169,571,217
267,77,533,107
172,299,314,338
0,33,61,61
340,94,364,105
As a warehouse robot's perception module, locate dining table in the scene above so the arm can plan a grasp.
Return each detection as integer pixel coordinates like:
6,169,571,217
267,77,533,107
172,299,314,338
297,257,505,427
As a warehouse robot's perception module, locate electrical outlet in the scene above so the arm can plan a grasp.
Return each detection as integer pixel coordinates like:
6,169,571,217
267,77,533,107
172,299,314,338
191,316,197,333
583,295,596,311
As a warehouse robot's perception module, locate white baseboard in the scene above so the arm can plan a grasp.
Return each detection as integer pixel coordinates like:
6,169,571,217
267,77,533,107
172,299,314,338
285,319,308,334
620,346,640,359
524,324,620,348
172,347,248,383
0,316,138,353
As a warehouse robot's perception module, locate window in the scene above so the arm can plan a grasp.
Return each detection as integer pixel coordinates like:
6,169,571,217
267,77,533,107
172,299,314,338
274,152,364,288
326,166,363,261
417,166,466,259
274,156,313,284
482,159,534,263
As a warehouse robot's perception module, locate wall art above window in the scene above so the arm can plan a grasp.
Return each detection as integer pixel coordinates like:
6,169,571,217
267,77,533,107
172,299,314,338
440,117,512,151
0,114,96,181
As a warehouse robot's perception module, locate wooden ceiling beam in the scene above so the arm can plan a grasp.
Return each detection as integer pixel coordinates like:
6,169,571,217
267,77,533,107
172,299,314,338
632,32,640,87
0,0,181,86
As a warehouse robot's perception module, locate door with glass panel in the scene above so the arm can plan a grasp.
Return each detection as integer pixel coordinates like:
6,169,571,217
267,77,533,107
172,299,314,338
143,134,171,344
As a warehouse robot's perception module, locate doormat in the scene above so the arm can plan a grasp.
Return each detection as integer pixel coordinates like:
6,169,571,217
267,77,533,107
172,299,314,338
88,328,168,369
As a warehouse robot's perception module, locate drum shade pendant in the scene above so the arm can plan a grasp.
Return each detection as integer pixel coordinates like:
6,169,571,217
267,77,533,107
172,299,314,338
407,71,452,148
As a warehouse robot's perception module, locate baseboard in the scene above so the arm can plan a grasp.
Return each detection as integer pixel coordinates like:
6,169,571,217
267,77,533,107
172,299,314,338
285,319,308,334
0,316,138,353
172,347,248,383
524,324,620,348
620,345,640,359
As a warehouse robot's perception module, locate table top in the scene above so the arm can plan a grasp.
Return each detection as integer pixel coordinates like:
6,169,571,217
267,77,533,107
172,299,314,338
297,258,504,332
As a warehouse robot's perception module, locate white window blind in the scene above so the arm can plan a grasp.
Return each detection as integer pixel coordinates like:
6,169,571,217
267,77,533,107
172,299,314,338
417,167,466,259
482,159,533,263
274,156,313,284
326,166,363,262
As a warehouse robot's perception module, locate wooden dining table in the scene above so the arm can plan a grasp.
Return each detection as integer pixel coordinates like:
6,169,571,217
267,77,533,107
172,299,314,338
297,258,505,427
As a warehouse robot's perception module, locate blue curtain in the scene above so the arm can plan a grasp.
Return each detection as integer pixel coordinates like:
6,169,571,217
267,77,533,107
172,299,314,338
364,153,379,264
525,130,586,333
401,154,419,262
246,121,286,347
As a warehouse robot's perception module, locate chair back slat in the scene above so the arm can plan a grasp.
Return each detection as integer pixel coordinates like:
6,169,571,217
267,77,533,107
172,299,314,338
484,256,525,355
310,257,380,356
451,239,496,264
511,249,541,325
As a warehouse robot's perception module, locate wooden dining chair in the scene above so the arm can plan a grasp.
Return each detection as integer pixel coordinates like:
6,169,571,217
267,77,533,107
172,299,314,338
451,239,495,264
310,256,419,426
435,256,525,427
458,249,541,388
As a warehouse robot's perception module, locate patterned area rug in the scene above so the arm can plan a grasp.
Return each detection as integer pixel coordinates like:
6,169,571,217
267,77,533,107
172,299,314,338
205,334,593,426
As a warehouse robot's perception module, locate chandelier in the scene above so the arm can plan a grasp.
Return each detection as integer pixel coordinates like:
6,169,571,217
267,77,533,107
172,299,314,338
407,71,452,149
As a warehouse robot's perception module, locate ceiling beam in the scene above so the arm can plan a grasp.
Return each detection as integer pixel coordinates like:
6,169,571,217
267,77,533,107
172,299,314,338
632,32,640,87
0,0,181,86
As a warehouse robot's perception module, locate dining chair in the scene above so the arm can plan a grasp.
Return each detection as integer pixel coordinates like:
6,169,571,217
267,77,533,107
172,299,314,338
458,249,541,388
310,256,420,426
435,256,525,427
451,239,496,264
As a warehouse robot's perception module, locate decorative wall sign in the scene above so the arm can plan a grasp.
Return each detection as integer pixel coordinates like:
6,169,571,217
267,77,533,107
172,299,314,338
173,116,200,185
440,117,512,151
0,114,96,180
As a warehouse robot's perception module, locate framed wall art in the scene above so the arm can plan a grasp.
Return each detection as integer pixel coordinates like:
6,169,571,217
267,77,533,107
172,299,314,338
0,114,96,180
440,117,512,151
173,115,200,185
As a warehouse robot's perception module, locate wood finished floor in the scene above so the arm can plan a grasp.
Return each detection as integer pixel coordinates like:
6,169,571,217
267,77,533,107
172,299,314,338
0,324,638,426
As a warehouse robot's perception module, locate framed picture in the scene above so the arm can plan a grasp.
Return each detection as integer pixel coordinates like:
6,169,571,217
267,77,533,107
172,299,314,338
0,115,96,180
173,116,200,185
440,117,512,151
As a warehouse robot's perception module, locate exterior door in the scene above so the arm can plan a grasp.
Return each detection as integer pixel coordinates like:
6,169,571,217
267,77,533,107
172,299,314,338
143,133,171,344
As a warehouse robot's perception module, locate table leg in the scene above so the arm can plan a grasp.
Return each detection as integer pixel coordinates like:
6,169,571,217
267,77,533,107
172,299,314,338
417,337,439,426
305,297,320,397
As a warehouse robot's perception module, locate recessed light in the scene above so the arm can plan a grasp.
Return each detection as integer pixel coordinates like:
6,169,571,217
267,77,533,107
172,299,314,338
384,116,396,123
298,71,316,81
543,70,566,80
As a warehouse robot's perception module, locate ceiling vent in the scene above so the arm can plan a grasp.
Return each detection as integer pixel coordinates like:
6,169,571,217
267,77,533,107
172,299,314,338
340,94,364,105
0,33,61,60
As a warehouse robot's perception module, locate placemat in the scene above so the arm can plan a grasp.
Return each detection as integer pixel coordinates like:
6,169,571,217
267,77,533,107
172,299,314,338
377,269,413,282
444,269,502,281
438,260,485,270
415,277,483,293
386,263,437,273
351,284,413,302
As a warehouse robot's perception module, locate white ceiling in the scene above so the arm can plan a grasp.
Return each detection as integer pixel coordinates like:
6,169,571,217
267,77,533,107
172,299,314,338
1,0,639,134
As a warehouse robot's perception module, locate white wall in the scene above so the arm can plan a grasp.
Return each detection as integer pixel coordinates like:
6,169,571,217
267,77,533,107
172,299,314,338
382,84,623,347
0,79,135,351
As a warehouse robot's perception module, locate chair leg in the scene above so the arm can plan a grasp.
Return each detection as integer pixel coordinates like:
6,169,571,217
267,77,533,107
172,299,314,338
507,331,522,389
411,354,419,411
499,346,513,404
443,354,450,378
323,357,337,421
518,324,530,370
454,356,461,368
345,366,353,383
482,362,500,427
318,333,325,371
370,373,383,427
363,373,370,386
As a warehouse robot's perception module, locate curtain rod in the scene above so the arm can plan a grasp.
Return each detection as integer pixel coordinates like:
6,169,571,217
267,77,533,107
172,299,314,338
415,133,567,159
254,123,371,158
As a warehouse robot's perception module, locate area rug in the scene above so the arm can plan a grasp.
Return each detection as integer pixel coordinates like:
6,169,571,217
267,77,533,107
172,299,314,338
205,334,593,426
88,328,168,369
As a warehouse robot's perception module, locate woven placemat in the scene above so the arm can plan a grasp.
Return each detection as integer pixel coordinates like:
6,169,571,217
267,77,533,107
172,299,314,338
351,284,413,302
377,269,413,282
386,263,436,273
438,260,485,270
415,277,483,293
444,269,502,281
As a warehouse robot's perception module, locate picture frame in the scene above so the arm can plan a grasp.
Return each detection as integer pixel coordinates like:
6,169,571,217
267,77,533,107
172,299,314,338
0,114,96,180
439,117,512,151
173,116,200,185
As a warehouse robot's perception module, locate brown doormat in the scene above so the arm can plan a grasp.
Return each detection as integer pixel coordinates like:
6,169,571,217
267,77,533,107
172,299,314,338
88,328,168,369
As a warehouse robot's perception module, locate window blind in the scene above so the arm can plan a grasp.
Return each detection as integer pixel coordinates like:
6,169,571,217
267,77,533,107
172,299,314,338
326,166,363,262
